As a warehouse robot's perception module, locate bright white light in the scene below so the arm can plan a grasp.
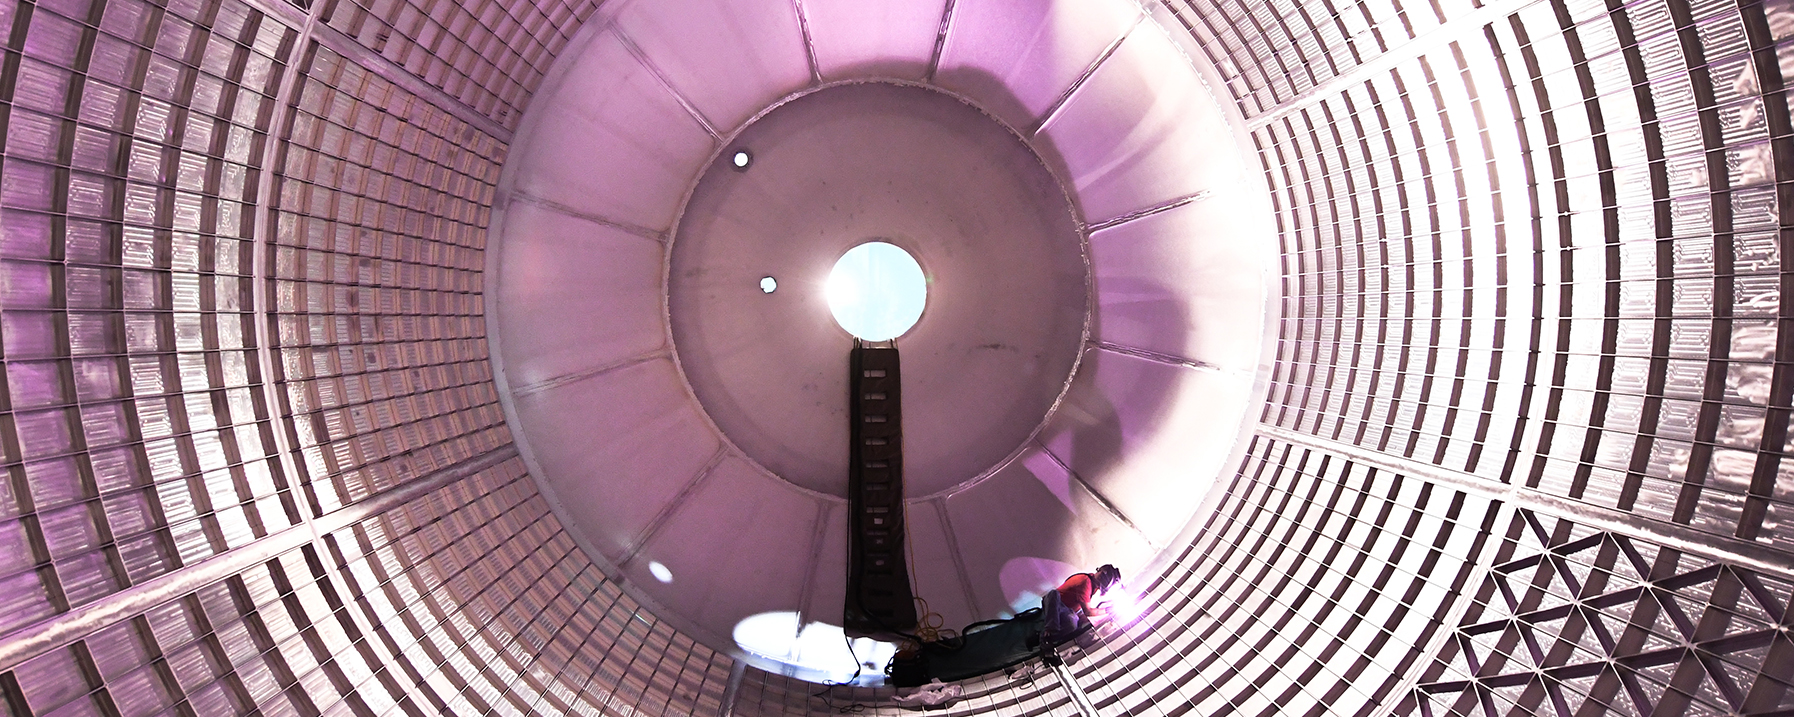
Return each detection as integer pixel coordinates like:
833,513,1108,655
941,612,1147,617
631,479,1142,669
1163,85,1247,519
1097,584,1147,627
732,150,751,168
760,276,777,293
826,242,926,341
648,561,674,583
733,611,895,683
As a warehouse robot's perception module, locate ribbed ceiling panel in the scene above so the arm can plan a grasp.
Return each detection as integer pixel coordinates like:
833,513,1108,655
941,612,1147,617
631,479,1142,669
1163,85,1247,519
2,0,1792,715
272,42,508,509
316,0,600,128
0,0,299,627
1167,0,1794,711
0,0,739,715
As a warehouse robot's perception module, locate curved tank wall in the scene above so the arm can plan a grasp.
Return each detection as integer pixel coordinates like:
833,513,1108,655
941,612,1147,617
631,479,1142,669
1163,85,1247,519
0,1,1786,717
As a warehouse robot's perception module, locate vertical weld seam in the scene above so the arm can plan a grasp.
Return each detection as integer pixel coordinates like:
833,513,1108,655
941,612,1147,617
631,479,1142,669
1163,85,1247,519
791,0,822,85
925,0,959,82
717,660,747,717
794,501,832,627
1036,440,1157,548
621,446,729,567
932,498,982,618
614,26,721,140
1086,190,1215,233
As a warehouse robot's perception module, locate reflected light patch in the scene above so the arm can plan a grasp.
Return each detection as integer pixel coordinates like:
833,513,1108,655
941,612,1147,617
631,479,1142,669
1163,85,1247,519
826,242,926,342
999,557,1077,614
648,561,674,583
733,611,895,684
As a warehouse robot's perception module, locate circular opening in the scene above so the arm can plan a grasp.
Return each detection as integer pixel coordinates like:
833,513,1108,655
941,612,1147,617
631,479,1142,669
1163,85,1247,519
826,242,926,342
760,276,777,293
732,150,751,169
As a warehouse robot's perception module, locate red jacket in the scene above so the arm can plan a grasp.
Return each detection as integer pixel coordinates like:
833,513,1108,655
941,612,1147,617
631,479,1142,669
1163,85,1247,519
1055,573,1097,614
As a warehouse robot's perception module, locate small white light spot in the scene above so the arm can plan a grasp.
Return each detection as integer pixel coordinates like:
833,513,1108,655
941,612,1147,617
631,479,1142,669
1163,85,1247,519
649,561,674,583
732,150,751,169
760,277,777,293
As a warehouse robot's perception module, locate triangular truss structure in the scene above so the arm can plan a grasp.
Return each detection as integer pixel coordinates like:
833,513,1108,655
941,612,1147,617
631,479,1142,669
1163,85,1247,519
1410,510,1794,716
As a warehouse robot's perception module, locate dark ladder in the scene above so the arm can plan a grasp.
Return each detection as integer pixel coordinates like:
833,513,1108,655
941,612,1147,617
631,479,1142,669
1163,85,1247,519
844,342,918,637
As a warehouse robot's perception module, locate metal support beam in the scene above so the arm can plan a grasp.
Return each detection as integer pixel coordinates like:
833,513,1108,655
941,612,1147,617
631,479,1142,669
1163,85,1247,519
0,445,520,673
247,0,323,543
1046,654,1100,717
1240,0,1546,132
234,0,514,143
308,21,515,142
1259,426,1794,583
717,660,747,717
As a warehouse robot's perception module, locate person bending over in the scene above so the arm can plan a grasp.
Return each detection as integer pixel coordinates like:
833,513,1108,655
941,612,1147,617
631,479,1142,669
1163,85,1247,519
1041,564,1121,645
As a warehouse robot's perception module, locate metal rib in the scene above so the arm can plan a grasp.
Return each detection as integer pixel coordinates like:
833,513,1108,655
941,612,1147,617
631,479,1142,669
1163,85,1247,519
1259,426,1794,583
791,0,823,85
925,0,960,82
0,444,521,673
932,497,984,619
717,660,747,717
248,0,324,538
505,189,668,243
1243,0,1546,132
1091,341,1219,372
1036,440,1158,549
614,26,723,141
506,349,669,399
1029,15,1143,137
618,447,729,568
1086,189,1213,233
794,500,834,628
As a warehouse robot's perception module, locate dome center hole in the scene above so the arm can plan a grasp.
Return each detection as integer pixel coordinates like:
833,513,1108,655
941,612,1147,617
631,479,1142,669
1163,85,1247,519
826,242,926,341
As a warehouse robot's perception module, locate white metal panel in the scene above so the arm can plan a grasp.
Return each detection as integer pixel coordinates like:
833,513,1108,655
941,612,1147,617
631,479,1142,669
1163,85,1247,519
611,0,815,133
507,28,716,233
1036,22,1239,224
494,201,667,392
1037,349,1256,546
1088,198,1272,372
932,0,1143,132
510,357,721,563
802,0,949,82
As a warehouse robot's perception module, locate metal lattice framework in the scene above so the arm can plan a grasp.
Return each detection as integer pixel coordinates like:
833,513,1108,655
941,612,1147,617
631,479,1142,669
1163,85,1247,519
1414,511,1794,716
